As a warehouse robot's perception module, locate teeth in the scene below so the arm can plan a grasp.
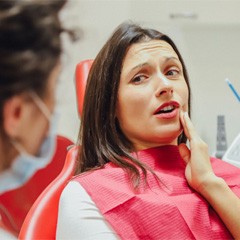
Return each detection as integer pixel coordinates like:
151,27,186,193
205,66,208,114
161,105,174,111
155,104,177,114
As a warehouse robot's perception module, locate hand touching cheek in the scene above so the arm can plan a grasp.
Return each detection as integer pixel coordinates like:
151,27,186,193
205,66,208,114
178,111,218,193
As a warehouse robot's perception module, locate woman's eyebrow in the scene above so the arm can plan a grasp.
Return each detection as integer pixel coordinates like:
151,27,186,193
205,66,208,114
127,56,180,75
131,62,149,72
164,56,183,69
164,56,181,63
125,62,149,78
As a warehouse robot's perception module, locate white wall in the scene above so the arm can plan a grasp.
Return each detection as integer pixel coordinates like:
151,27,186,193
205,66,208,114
56,0,240,155
182,24,240,155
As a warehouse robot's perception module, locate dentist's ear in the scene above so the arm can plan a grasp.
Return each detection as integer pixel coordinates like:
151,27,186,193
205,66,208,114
3,95,26,138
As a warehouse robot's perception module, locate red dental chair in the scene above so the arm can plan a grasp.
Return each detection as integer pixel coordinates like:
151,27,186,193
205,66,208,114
75,59,93,117
18,145,78,239
18,59,93,239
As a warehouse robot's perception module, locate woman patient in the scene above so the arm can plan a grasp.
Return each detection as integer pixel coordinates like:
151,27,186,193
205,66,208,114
57,22,240,239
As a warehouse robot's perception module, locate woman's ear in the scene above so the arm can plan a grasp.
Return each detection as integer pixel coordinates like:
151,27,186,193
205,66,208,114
3,95,26,138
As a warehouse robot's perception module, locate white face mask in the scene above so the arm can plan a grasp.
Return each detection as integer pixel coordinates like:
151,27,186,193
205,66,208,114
0,92,58,194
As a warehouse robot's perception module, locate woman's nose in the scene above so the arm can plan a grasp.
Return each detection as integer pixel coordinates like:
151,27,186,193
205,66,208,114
155,74,173,97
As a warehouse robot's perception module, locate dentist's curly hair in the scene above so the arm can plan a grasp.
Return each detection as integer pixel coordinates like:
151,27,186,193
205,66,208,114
0,0,75,135
0,0,67,99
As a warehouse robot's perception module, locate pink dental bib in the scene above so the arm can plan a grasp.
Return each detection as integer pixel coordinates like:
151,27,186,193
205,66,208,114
74,145,240,239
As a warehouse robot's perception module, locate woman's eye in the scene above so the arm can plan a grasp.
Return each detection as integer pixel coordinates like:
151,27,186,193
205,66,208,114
166,69,179,76
131,75,147,84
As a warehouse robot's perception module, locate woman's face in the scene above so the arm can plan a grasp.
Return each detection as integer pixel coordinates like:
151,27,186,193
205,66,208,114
116,40,189,150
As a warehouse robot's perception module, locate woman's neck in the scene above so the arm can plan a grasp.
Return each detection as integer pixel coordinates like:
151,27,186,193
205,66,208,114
133,139,178,152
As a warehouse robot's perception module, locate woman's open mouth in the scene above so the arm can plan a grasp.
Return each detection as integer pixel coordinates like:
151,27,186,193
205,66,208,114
154,101,179,119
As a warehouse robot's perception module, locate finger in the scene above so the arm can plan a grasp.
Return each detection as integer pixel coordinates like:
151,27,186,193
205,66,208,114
182,112,199,141
180,111,189,138
180,111,190,139
178,143,191,164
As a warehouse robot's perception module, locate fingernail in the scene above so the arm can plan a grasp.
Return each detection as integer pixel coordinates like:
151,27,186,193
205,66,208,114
184,112,189,118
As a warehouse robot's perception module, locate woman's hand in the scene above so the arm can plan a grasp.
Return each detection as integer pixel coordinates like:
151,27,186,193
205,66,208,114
178,111,218,194
179,111,240,239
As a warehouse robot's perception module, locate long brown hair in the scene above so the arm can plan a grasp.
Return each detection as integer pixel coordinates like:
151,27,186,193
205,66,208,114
77,22,191,187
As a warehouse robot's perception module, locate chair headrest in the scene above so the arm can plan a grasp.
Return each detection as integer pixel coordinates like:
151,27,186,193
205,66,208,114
75,59,93,118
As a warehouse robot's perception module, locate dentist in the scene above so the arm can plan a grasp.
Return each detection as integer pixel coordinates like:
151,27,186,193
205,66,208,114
0,0,72,238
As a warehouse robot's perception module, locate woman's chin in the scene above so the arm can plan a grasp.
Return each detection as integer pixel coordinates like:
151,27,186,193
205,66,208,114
157,129,183,145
